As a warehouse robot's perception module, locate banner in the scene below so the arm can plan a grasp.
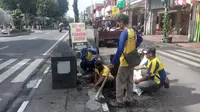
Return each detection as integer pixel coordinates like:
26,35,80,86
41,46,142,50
175,0,196,5
112,7,119,15
69,23,88,51
116,0,125,8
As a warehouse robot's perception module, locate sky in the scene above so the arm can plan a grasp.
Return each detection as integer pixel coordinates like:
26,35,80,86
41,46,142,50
67,0,104,17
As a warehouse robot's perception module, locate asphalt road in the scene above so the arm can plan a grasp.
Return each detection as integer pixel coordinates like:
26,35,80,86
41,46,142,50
5,28,200,112
0,30,68,112
86,28,200,112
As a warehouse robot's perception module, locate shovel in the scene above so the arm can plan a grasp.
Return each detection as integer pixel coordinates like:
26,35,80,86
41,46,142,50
95,76,108,103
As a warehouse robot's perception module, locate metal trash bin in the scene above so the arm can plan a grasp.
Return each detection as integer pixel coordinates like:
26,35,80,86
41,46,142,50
51,52,77,89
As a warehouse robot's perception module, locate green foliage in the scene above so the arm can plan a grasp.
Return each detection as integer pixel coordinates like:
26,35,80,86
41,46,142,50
12,9,23,30
67,17,74,23
10,29,23,34
0,0,17,10
23,28,32,31
162,12,170,39
0,0,37,15
1,0,69,19
57,0,69,16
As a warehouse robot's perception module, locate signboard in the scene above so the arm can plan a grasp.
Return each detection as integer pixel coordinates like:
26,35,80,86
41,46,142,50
69,23,88,52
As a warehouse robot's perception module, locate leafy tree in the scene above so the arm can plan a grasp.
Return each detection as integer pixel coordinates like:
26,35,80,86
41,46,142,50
0,0,37,15
0,0,17,10
73,0,79,22
19,0,37,15
57,0,69,16
12,9,23,29
37,0,68,18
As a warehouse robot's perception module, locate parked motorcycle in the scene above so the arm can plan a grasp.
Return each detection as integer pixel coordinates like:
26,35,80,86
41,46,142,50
59,27,62,32
133,24,144,35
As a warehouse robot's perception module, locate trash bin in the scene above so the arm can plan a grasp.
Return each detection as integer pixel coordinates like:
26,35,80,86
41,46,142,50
51,52,77,89
110,54,120,77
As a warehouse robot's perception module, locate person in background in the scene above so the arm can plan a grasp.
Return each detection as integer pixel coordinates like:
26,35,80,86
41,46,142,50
80,48,98,73
107,14,143,107
91,60,114,89
134,47,169,93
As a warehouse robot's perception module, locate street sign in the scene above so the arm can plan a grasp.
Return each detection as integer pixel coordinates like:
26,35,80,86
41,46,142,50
69,23,88,52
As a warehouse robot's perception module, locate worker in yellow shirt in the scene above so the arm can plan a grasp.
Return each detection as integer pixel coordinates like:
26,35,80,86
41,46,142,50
134,47,169,92
91,60,114,88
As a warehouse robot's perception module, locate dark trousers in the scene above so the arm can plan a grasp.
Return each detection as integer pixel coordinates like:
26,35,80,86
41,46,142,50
80,61,94,71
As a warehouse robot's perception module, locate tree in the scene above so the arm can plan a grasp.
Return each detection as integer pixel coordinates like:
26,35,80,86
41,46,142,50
37,0,68,19
0,0,37,15
12,9,23,30
73,0,79,22
57,0,69,16
0,0,17,10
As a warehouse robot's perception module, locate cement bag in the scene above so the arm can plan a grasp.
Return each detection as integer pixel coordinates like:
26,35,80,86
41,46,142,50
133,55,148,96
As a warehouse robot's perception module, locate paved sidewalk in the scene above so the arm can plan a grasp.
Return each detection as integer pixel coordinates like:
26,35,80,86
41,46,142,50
143,35,200,53
24,60,103,112
22,28,106,112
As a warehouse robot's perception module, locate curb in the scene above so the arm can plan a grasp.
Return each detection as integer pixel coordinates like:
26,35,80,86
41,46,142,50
144,39,200,54
1,32,69,112
0,31,34,37
87,42,110,112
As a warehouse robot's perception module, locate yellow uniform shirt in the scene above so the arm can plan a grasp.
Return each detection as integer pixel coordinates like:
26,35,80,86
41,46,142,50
120,29,137,66
95,65,114,79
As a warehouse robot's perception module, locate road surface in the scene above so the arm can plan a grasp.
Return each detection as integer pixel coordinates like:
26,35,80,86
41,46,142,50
0,30,68,112
5,28,200,112
86,29,200,112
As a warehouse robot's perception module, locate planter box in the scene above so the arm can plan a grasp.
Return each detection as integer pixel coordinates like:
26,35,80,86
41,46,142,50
163,37,173,43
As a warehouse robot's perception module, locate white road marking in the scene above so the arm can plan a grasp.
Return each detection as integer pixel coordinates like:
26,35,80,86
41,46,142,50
0,59,30,83
0,59,3,61
43,67,50,74
11,59,44,83
0,46,9,51
43,32,68,55
29,36,38,40
167,50,200,62
0,59,17,71
176,50,200,58
0,98,1,101
157,51,200,67
17,101,29,112
45,32,49,34
159,55,189,68
33,79,42,88
102,103,109,111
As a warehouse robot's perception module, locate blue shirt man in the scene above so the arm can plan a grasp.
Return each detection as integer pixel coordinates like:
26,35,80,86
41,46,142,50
80,48,98,71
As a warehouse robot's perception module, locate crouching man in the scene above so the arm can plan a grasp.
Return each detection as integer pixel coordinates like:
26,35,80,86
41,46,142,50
134,47,169,92
80,48,98,73
91,60,114,89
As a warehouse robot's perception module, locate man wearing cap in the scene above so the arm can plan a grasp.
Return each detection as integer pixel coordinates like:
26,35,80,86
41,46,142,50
91,60,114,88
134,47,168,92
107,14,143,107
80,48,98,73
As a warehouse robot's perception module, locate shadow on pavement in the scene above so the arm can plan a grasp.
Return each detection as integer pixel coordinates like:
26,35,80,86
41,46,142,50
104,85,200,112
126,85,200,112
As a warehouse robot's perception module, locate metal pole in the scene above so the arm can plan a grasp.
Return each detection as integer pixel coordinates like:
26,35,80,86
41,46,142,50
162,0,169,41
84,10,85,22
144,0,148,35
